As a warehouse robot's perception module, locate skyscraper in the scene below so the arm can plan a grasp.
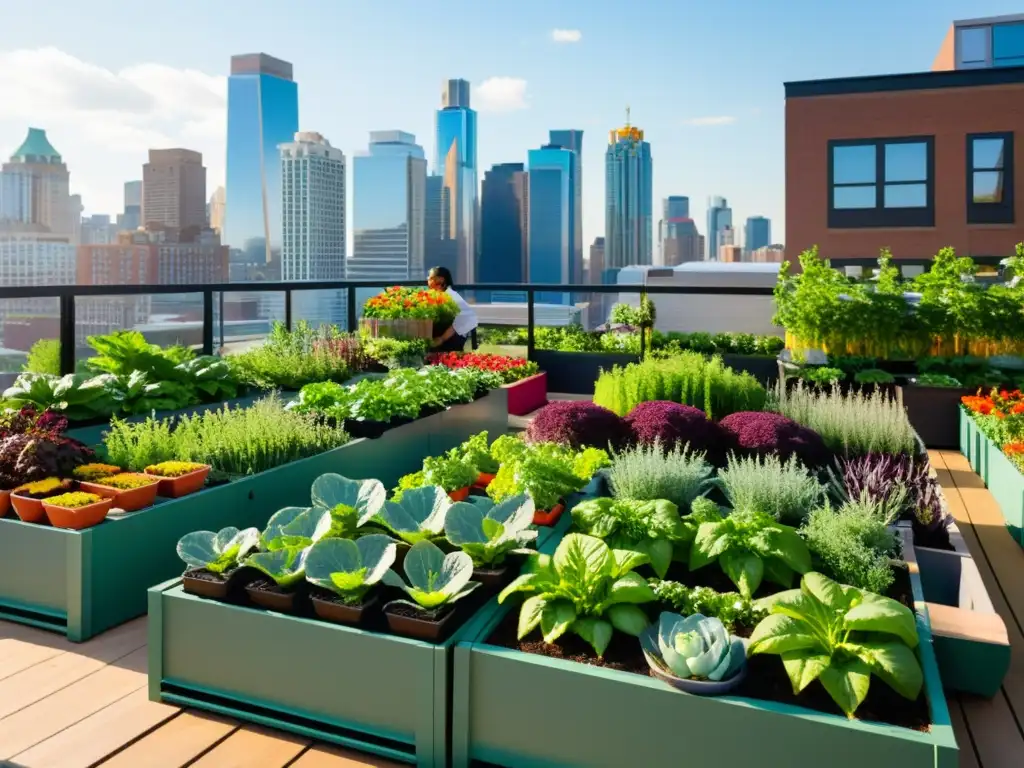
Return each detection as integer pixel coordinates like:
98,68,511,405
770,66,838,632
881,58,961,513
433,78,477,283
119,181,142,231
549,130,584,291
527,144,577,305
706,196,732,260
350,130,427,284
224,53,298,265
279,131,347,327
208,186,225,234
744,216,771,255
659,196,703,266
605,111,653,268
479,162,528,299
0,128,76,240
142,149,206,238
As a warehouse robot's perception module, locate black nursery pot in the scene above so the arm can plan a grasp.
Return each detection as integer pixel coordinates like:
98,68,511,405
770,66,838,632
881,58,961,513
471,565,509,589
384,602,458,641
182,568,232,599
245,578,300,613
344,418,390,439
311,592,379,626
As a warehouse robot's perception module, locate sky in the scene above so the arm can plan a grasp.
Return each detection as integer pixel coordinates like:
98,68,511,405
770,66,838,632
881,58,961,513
0,0,1017,253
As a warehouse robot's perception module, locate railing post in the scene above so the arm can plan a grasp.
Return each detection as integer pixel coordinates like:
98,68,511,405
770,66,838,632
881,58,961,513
59,294,75,375
526,288,535,360
201,290,214,355
284,290,293,332
347,285,357,334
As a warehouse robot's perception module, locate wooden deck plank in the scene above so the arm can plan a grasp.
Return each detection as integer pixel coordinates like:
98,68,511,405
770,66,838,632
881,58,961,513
10,687,179,768
0,619,146,719
0,637,67,682
187,724,310,768
289,744,406,768
0,646,148,760
948,695,981,768
96,710,240,768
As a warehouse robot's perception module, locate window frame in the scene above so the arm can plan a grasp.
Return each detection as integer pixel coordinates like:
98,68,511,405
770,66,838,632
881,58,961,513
827,136,935,229
967,131,1015,225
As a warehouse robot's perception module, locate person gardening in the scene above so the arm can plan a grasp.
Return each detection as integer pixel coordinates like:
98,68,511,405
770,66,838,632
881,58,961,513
427,266,478,351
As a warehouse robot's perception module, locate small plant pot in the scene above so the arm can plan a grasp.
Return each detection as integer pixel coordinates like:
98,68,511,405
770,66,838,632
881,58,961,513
533,501,566,527
11,493,47,523
311,592,378,626
182,568,234,599
449,487,471,502
640,625,748,695
145,465,211,498
0,489,10,517
384,602,457,641
80,474,160,512
472,565,509,589
474,472,496,490
43,497,113,530
245,579,298,613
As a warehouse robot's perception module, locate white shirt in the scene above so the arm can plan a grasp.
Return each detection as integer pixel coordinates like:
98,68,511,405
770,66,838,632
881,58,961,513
448,288,478,337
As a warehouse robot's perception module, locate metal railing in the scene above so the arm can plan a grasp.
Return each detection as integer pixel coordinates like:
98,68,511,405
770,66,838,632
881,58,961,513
0,280,777,375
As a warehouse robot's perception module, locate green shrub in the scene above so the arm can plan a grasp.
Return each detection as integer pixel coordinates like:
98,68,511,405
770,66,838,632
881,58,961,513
716,454,825,525
24,339,61,375
607,441,715,512
800,500,897,594
227,321,364,390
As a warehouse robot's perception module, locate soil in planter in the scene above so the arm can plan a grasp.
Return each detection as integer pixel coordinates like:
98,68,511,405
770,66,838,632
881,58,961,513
912,521,953,551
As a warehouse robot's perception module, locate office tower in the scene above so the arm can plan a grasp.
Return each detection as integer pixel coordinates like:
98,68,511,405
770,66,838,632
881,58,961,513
527,144,577,305
706,196,732,260
424,174,456,276
279,131,347,328
479,162,528,300
719,244,743,262
744,215,771,256
350,131,427,289
720,225,736,247
209,186,226,234
605,110,653,268
142,149,206,239
549,130,584,293
80,214,117,245
225,53,298,265
751,244,785,263
117,180,142,232
434,78,477,282
588,236,610,326
0,128,76,240
659,196,703,266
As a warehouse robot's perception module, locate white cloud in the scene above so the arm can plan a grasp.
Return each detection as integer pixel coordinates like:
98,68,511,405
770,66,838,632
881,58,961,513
551,29,583,43
683,115,737,127
0,47,226,214
474,77,529,113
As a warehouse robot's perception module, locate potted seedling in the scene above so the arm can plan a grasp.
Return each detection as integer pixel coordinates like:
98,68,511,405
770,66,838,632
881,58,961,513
42,491,113,530
242,506,332,612
394,455,478,502
80,472,161,512
305,534,397,625
72,463,123,483
10,477,74,523
450,432,501,489
640,612,748,695
176,526,261,599
144,460,212,498
372,485,451,566
381,540,480,641
444,493,537,588
308,472,388,539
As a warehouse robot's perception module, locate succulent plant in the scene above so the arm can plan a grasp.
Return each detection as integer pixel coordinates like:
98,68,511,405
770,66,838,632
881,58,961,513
642,611,746,682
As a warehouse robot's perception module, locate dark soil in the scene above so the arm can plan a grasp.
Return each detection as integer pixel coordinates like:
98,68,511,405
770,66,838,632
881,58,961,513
308,585,369,608
912,522,954,551
887,562,914,610
247,577,288,594
385,601,455,623
183,568,227,584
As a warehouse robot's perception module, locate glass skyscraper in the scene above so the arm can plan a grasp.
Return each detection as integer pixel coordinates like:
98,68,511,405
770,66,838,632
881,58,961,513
433,78,477,283
706,196,732,260
224,53,298,265
549,130,584,290
744,216,772,254
528,144,577,305
479,162,528,302
605,114,653,268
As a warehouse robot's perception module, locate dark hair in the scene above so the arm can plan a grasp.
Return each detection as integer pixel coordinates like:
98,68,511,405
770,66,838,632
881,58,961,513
428,266,452,288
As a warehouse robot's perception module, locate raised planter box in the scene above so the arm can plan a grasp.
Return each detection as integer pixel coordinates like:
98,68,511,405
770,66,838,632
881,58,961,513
959,408,1024,547
530,350,639,395
0,392,508,641
503,372,547,416
451,540,958,768
720,353,779,385
959,407,984,478
901,386,973,450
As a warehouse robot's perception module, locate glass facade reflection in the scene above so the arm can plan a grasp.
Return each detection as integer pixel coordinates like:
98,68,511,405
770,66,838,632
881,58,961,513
605,117,652,268
744,216,771,253
528,145,576,305
706,196,732,260
549,131,584,294
350,131,427,283
432,79,477,283
479,163,527,291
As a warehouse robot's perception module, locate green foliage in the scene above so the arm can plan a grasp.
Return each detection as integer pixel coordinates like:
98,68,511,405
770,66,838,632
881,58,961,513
374,485,451,545
362,336,429,369
648,581,767,632
749,572,922,718
450,431,500,475
23,339,61,375
305,535,396,605
607,441,715,512
382,540,479,611
571,497,687,578
593,352,766,419
486,436,607,511
716,454,825,526
650,331,785,357
914,372,962,388
644,611,746,682
499,533,656,657
800,501,897,595
227,321,364,390
177,526,260,575
798,367,845,385
853,368,896,385
395,454,478,497
444,494,538,567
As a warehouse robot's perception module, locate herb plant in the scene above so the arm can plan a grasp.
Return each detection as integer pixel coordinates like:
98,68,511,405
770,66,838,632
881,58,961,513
44,491,103,508
177,526,260,574
649,581,766,632
444,493,538,567
305,535,397,605
382,540,479,612
798,367,845,386
395,454,478,497
570,497,685,578
227,321,364,390
800,501,897,595
717,454,825,525
854,368,895,385
607,441,715,512
449,431,500,475
641,612,746,682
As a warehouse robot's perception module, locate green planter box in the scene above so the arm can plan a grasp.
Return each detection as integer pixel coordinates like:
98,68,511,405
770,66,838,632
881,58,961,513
451,545,958,767
960,407,1024,548
0,391,509,641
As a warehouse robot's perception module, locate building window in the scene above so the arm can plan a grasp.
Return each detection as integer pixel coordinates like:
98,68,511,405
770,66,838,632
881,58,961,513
992,22,1024,66
968,132,1014,224
958,26,988,68
828,137,934,228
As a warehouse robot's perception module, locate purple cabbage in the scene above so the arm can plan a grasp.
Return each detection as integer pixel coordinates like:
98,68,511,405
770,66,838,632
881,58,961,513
0,407,94,489
525,400,631,451
718,411,831,469
625,401,729,465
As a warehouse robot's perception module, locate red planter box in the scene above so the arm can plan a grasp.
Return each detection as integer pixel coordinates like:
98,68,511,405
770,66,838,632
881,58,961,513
503,372,548,416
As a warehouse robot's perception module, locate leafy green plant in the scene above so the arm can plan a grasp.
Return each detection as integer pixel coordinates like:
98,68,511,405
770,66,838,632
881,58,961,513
853,368,895,385
748,572,922,718
176,526,260,574
570,497,685,578
259,505,333,552
486,437,601,511
227,321,364,390
309,473,387,540
498,533,656,657
382,540,479,611
245,547,312,589
914,373,962,388
689,509,812,598
450,431,500,475
374,485,451,545
444,493,537,567
305,535,396,605
648,581,766,632
716,454,825,526
395,454,478,498
24,339,61,375
801,500,898,595
641,611,746,682
102,415,178,469
607,441,715,512
798,366,845,386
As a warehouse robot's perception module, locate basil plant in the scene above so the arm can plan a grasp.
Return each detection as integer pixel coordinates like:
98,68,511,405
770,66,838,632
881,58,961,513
444,493,538,568
641,612,746,682
499,533,656,657
305,534,397,605
382,540,480,612
176,526,260,575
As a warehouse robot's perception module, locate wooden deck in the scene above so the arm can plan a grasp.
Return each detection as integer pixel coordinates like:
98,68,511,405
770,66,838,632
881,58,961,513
0,449,1020,767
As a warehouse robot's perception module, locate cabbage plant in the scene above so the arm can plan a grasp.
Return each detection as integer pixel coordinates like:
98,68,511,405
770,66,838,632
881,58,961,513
570,497,685,578
642,612,746,681
382,540,479,611
373,485,451,545
310,473,387,539
176,526,260,574
245,546,312,589
305,534,396,605
246,503,334,588
499,533,656,657
444,493,538,567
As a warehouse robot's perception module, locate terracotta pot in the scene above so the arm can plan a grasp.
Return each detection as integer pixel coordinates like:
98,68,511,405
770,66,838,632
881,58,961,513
80,474,160,512
474,472,496,490
0,489,10,517
533,501,566,527
311,593,378,626
182,568,232,600
384,603,457,641
449,487,471,502
472,565,509,589
43,497,112,530
145,465,211,498
245,580,297,612
10,493,46,523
